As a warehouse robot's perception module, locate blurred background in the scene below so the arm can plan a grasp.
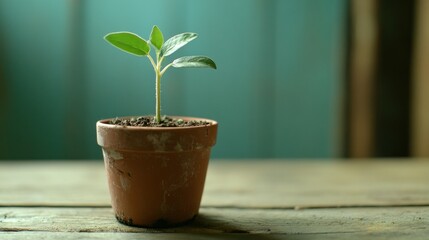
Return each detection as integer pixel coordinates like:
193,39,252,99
0,0,428,160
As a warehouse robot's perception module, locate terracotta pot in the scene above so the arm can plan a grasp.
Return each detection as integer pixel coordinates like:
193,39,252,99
96,116,218,228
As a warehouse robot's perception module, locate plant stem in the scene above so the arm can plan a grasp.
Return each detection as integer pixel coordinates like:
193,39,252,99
147,54,162,123
155,68,161,123
161,62,173,76
147,55,157,73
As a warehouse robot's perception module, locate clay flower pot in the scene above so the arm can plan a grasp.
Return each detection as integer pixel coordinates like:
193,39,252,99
96,116,218,227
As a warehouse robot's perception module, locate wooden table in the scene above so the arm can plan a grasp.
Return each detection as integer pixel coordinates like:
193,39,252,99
0,160,428,239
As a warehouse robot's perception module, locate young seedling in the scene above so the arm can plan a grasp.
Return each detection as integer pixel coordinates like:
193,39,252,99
104,25,217,124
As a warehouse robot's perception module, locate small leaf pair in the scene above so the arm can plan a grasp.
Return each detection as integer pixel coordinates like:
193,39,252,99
104,26,216,70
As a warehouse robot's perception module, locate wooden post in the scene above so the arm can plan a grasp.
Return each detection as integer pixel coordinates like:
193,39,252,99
348,0,378,158
411,0,429,157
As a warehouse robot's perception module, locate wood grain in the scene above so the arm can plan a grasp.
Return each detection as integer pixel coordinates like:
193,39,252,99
0,207,428,238
0,160,428,208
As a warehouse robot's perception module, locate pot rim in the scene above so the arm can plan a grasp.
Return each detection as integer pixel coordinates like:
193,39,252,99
96,116,218,131
96,116,218,151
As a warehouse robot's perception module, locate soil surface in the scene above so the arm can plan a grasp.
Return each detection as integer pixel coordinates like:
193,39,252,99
109,116,211,127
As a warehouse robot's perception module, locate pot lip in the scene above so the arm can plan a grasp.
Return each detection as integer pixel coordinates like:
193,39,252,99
97,116,218,131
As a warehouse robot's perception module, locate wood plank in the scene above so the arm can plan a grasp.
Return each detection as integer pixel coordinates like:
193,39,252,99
0,233,281,240
412,0,429,157
2,232,428,240
0,161,109,206
205,160,429,208
1,160,429,208
0,207,428,237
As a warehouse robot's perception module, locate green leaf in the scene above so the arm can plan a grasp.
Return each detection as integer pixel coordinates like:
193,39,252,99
104,32,150,56
150,25,164,50
160,32,197,57
172,56,217,69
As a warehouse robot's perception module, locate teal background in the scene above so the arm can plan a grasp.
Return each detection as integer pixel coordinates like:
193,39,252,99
0,0,346,159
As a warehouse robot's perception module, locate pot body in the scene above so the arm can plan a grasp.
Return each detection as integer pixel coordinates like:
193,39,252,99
96,117,218,227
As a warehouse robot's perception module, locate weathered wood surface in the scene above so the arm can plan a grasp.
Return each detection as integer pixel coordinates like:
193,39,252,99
1,160,429,239
1,207,428,238
1,160,428,208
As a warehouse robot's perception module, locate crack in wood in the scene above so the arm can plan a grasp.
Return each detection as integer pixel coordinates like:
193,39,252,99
2,203,429,210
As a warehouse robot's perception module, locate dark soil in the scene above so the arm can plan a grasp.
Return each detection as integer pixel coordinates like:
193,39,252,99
109,116,211,127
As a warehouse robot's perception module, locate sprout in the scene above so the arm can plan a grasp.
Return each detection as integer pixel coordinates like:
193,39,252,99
104,26,216,123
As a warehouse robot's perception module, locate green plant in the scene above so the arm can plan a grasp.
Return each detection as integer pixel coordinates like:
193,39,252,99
104,25,217,123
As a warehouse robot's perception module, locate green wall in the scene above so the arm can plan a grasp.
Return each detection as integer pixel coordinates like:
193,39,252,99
0,0,346,159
